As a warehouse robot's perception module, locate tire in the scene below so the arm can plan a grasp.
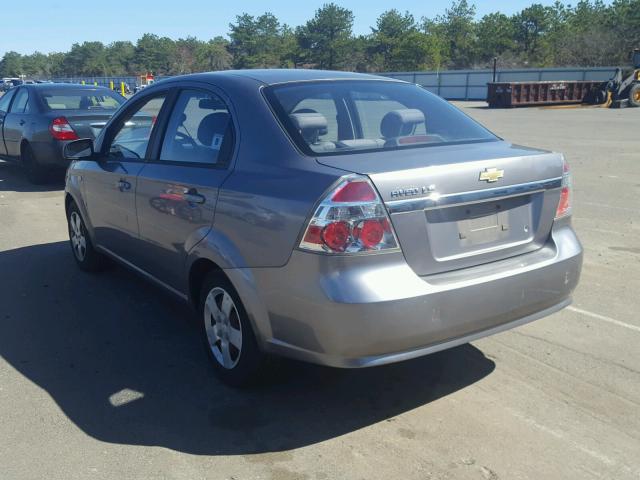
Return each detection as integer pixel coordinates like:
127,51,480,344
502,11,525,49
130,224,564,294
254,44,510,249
199,272,266,386
67,201,109,272
22,144,49,184
594,90,607,105
628,84,640,108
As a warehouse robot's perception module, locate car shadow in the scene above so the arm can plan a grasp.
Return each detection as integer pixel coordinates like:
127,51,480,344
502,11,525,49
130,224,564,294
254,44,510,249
0,160,65,192
0,241,495,455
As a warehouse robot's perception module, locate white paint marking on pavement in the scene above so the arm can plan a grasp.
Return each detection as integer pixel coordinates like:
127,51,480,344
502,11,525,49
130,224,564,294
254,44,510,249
568,306,640,333
510,410,615,467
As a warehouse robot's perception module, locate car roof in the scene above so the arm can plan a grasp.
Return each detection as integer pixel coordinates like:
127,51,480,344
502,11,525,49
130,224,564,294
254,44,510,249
174,69,402,86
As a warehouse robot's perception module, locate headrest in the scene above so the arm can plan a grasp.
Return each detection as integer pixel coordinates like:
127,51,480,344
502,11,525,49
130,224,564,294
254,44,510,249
197,112,230,146
380,109,425,138
289,112,328,133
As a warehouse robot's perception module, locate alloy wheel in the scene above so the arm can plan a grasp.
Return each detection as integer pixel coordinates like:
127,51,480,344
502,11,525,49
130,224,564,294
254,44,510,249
69,211,87,261
204,287,243,369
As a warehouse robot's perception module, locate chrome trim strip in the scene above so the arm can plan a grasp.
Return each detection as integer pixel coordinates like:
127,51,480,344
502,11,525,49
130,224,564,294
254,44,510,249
386,177,562,214
96,245,189,301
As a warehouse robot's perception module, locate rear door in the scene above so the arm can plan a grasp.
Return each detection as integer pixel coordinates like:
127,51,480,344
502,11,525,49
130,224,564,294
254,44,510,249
81,91,170,262
0,89,16,156
135,86,236,291
2,87,29,157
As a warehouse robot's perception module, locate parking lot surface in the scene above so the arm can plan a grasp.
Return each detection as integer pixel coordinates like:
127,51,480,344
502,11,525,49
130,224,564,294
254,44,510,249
0,102,638,480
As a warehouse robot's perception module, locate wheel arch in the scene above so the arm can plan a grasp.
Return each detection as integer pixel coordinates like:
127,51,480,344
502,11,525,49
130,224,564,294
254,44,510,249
19,139,30,158
64,192,75,217
64,190,97,243
188,258,225,307
186,252,272,346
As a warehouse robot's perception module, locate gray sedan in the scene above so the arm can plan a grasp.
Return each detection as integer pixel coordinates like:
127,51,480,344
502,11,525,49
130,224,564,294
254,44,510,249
62,70,582,385
0,84,125,183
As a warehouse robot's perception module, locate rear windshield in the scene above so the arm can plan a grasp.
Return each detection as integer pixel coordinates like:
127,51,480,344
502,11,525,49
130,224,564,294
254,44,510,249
40,89,124,111
265,80,497,156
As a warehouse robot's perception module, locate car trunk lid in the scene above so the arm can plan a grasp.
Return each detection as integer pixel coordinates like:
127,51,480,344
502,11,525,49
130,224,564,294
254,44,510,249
317,140,564,275
50,110,115,139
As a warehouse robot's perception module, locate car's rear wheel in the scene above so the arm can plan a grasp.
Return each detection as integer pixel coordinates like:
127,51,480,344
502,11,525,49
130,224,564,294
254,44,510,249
22,144,49,184
67,202,108,272
199,272,265,386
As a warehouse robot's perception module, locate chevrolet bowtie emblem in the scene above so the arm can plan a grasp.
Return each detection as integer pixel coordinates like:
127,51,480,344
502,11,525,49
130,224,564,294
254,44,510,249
479,167,504,183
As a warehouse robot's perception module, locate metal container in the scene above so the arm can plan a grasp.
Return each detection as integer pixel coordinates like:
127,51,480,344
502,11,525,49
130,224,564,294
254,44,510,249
487,81,603,108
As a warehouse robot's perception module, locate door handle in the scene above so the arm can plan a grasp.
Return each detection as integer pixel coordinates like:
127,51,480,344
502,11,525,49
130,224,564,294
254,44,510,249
19,120,25,126
183,188,206,204
117,179,131,192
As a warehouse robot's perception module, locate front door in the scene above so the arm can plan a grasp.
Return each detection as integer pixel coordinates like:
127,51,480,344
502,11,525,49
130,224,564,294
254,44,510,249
82,92,169,262
135,87,235,291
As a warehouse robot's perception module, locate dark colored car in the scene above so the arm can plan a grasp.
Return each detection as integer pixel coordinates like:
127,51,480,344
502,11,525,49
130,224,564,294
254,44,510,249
63,70,582,386
0,83,125,183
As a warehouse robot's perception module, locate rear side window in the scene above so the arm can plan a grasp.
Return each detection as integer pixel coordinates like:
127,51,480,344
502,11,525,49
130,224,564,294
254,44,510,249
159,89,234,166
0,89,15,112
40,89,123,111
10,89,28,113
265,80,497,156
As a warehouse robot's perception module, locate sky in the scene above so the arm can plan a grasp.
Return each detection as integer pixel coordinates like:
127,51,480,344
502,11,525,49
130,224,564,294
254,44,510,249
1,0,593,56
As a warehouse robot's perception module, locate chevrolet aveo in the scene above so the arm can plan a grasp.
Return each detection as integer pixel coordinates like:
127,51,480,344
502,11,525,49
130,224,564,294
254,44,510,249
63,70,582,385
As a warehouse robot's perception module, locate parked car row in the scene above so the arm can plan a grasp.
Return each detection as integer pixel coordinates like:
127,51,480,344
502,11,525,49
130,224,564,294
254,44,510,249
52,69,582,385
1,78,23,92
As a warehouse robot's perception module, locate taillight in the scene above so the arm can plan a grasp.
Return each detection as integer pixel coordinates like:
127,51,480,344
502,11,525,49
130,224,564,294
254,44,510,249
555,158,572,219
299,175,399,253
49,117,79,141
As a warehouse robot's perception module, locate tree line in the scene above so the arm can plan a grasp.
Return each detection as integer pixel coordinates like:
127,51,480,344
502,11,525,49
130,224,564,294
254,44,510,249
1,0,638,79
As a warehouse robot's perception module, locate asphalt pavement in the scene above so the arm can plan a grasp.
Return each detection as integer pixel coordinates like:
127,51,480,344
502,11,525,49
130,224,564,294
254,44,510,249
0,102,638,479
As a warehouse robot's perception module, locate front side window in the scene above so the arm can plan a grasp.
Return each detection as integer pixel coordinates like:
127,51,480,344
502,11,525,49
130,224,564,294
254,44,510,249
159,89,234,166
9,89,28,113
265,80,498,156
108,95,166,160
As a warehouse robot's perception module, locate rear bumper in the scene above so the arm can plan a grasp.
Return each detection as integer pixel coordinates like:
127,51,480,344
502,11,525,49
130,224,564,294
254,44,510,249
231,224,582,368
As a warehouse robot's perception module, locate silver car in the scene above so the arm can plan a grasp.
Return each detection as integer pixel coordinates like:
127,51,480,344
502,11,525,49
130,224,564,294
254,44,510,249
63,70,582,385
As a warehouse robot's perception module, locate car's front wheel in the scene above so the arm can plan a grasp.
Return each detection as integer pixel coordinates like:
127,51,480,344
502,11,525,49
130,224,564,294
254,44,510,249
67,202,108,272
199,273,265,386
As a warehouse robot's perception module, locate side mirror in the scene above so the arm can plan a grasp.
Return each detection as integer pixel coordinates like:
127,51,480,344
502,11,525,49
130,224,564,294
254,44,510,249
64,138,94,160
